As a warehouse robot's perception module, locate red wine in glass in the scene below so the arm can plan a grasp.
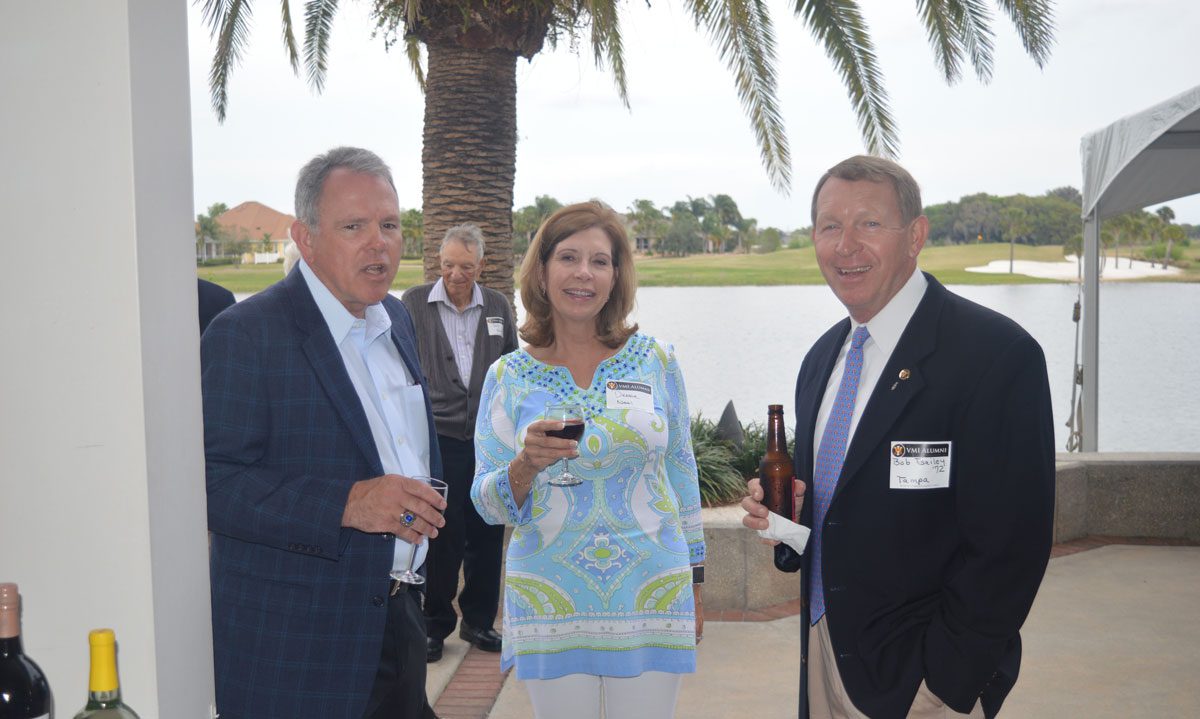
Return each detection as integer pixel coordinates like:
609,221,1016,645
545,404,585,486
546,420,585,441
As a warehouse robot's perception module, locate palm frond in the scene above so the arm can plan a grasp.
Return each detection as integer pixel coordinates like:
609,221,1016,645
955,0,995,83
995,0,1055,68
583,0,630,108
205,0,255,122
686,0,792,192
199,0,232,36
795,0,898,158
915,0,995,84
916,0,963,83
303,0,340,93
280,0,300,74
405,34,426,93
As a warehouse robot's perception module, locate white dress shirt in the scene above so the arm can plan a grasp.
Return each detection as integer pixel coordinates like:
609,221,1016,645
812,268,928,465
299,260,432,573
428,277,484,386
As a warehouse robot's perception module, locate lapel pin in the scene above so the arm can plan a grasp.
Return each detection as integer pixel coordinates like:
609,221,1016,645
899,369,911,380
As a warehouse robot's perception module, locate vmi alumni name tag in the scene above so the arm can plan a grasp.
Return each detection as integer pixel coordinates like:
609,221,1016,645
889,441,951,489
605,380,653,412
485,316,505,337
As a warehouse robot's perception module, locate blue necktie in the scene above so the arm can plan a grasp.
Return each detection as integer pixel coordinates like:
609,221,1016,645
810,325,870,624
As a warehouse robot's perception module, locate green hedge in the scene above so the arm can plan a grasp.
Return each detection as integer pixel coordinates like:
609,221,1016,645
691,415,797,506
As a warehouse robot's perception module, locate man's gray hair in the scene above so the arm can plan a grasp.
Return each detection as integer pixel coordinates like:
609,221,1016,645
440,223,485,261
294,146,397,226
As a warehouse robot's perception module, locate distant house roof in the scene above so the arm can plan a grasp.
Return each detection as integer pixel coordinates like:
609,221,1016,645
218,201,295,241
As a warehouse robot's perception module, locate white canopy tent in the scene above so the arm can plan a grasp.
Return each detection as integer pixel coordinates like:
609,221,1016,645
1077,86,1200,450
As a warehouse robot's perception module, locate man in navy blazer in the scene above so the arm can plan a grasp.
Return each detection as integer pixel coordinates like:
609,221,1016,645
743,156,1054,718
197,277,234,334
202,147,447,719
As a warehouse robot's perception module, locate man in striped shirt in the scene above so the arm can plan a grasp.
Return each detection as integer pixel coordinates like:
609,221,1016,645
402,224,518,662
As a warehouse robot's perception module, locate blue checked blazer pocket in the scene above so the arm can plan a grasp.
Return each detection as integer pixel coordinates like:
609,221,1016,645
219,571,313,618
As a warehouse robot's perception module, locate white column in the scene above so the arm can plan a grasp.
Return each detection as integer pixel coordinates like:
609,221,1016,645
1081,210,1101,452
0,2,214,716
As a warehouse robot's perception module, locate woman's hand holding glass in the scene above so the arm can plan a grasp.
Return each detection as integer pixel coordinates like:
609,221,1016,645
515,415,584,489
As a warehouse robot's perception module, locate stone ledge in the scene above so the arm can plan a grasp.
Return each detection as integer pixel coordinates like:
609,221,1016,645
702,454,1200,611
700,504,800,613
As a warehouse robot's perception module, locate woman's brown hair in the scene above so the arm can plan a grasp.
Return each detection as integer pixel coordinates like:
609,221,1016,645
518,201,638,349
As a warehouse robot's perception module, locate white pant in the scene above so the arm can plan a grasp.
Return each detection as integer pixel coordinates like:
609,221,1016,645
524,671,682,719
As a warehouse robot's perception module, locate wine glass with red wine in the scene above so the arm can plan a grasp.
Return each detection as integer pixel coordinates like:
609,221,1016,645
544,403,585,487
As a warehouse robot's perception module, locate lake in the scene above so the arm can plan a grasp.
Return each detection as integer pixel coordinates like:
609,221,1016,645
623,283,1199,453
237,282,1199,452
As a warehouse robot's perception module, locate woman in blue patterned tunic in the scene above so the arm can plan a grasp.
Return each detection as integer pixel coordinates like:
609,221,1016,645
471,201,705,718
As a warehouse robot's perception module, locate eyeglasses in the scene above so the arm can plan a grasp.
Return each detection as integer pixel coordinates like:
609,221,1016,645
814,218,912,243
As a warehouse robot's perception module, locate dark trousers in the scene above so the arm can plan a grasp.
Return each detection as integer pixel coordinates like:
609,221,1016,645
363,584,437,719
424,435,504,640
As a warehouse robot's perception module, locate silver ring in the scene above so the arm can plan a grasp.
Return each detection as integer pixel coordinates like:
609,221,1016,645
400,510,416,528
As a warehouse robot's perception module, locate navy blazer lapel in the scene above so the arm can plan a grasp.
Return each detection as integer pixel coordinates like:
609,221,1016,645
795,320,851,484
286,271,384,476
833,275,945,497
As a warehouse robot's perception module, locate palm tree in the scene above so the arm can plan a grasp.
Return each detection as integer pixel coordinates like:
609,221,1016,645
626,199,668,253
711,194,747,252
1158,207,1181,269
200,0,1055,301
1142,214,1161,271
400,208,424,259
195,201,229,260
512,195,563,257
1001,206,1030,273
1106,212,1136,269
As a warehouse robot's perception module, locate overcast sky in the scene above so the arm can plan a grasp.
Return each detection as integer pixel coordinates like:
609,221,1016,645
188,0,1200,230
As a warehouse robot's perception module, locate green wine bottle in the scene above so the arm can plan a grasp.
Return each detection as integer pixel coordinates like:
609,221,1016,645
72,629,140,719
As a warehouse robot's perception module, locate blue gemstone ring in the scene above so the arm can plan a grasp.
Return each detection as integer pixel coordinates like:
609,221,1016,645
400,510,416,528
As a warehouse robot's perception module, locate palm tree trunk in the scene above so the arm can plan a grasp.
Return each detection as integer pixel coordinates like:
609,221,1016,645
421,43,517,302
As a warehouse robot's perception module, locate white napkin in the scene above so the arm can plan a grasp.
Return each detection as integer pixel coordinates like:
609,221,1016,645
757,511,811,555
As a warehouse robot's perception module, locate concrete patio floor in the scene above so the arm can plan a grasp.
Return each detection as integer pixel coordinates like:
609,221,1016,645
430,542,1200,718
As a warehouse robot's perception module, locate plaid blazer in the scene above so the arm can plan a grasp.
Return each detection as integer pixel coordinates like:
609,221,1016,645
201,268,442,719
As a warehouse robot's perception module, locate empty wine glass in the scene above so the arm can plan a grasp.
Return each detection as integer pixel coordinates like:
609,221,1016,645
390,476,448,585
544,403,585,487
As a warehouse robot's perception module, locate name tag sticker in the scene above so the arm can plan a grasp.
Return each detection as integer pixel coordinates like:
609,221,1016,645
605,380,653,412
889,441,952,489
485,316,505,337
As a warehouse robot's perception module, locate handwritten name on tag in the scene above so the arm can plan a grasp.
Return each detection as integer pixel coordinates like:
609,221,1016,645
485,316,505,337
889,441,952,489
605,380,653,412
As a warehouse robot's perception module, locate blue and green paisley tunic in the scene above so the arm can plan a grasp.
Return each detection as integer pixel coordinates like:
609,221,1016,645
471,333,706,680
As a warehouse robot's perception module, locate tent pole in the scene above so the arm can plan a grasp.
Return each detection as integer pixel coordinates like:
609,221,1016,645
1082,209,1101,451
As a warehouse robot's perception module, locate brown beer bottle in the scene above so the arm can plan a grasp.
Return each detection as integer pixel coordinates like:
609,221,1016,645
758,404,793,520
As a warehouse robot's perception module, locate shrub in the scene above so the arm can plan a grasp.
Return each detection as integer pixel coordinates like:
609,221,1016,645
1142,243,1185,262
690,416,748,506
691,414,799,506
198,257,236,267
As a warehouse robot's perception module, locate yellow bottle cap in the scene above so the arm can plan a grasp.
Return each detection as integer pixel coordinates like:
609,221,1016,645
88,628,120,693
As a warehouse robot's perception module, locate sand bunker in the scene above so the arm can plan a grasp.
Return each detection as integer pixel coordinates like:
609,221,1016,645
965,255,1182,280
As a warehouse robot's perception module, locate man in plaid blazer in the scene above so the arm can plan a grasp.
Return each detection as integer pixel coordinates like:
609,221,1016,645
202,147,447,719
